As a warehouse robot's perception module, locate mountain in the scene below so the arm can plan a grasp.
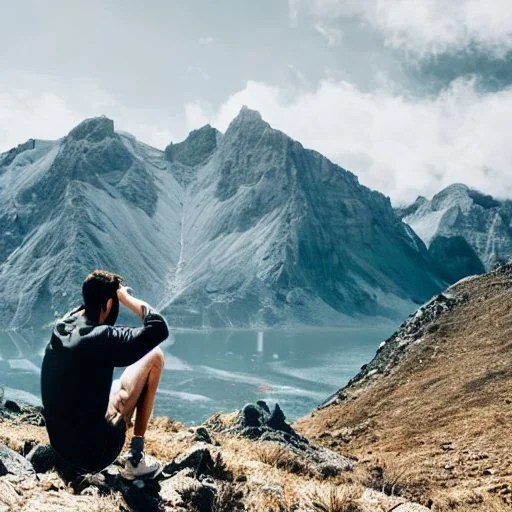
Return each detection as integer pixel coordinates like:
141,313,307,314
296,261,512,509
0,116,182,328
0,109,444,329
397,184,512,281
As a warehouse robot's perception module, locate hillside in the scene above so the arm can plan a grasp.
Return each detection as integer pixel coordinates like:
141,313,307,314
296,262,512,510
0,399,430,511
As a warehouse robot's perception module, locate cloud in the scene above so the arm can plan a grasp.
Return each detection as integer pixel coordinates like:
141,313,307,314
0,89,84,151
184,101,210,131
313,22,342,47
0,76,176,152
187,78,512,203
199,36,215,46
290,0,512,57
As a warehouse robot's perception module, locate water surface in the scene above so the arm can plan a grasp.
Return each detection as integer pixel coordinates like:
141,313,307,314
0,327,394,424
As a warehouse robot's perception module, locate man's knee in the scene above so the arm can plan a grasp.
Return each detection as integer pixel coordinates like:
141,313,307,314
150,346,164,371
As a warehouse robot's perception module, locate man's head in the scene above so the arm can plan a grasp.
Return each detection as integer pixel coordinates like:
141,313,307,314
82,270,123,325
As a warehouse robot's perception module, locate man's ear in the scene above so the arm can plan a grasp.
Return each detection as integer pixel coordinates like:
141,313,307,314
104,298,113,313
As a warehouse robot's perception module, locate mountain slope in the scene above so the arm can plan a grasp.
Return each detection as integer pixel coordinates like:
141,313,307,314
1,109,445,329
159,107,445,327
398,184,512,279
0,117,182,328
296,262,512,509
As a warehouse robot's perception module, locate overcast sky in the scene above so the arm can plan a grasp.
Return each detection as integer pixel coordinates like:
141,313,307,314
2,0,512,203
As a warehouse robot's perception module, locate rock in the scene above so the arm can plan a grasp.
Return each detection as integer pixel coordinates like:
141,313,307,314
26,444,55,473
194,426,214,444
266,403,295,435
241,403,265,427
163,446,214,478
217,401,353,477
0,480,21,509
0,444,35,477
116,476,162,512
4,400,21,413
80,486,100,497
160,469,215,512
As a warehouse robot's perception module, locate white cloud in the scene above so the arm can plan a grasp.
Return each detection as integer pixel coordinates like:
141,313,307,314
190,78,512,203
313,22,342,46
290,0,512,57
0,89,84,150
199,36,214,46
184,101,210,131
0,77,176,152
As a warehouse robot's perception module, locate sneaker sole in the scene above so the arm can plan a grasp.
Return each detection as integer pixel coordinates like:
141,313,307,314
119,462,163,481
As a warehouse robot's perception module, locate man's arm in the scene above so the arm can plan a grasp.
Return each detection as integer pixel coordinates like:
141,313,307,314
117,285,150,318
103,286,169,367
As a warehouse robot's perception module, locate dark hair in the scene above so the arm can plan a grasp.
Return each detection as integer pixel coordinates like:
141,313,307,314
82,270,123,325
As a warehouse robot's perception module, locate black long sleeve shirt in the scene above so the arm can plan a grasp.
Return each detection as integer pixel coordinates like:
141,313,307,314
40,305,169,465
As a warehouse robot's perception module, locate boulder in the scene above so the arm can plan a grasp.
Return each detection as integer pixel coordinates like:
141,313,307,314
26,444,56,473
163,446,214,478
0,444,35,477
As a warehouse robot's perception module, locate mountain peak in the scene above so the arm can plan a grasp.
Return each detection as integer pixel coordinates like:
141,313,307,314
229,106,266,127
238,105,262,120
222,107,272,145
435,183,469,197
67,116,115,143
165,124,219,169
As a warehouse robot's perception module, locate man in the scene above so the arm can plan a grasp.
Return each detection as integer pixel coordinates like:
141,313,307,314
41,269,169,480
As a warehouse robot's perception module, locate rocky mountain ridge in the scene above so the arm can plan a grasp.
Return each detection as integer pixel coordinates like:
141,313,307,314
398,183,512,282
0,108,445,329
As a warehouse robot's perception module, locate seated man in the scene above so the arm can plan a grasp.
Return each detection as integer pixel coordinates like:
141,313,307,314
41,270,169,480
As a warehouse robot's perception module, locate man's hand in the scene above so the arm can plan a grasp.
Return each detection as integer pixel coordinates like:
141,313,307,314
117,285,132,305
117,285,150,318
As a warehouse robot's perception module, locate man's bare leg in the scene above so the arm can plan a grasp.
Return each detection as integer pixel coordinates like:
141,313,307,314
106,346,165,477
107,346,164,436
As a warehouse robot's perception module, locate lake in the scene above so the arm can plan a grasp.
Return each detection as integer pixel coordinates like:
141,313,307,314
0,327,394,425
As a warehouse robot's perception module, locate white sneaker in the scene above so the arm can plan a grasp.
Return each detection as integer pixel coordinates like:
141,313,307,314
119,452,163,480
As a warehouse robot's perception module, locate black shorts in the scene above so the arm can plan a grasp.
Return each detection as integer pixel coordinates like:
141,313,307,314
55,418,126,475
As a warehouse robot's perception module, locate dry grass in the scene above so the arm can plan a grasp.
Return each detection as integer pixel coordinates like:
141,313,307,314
0,420,49,453
309,485,363,512
296,271,512,509
364,456,419,498
256,442,312,475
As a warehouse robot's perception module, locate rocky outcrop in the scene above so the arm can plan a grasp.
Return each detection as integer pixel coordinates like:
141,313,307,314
208,400,354,477
321,286,469,408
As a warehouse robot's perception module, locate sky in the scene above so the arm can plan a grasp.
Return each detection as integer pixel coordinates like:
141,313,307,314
1,0,512,204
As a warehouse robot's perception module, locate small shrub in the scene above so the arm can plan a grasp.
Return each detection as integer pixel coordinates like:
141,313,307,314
256,442,311,475
213,482,244,512
366,457,413,497
309,486,363,512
